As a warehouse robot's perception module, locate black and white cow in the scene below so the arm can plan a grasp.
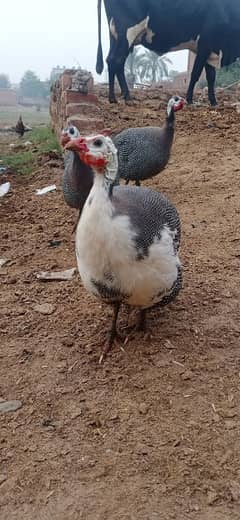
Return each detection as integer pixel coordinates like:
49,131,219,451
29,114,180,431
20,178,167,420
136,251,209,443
96,0,240,105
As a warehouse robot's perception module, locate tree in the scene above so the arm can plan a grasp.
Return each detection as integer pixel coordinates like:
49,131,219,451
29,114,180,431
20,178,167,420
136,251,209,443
168,70,179,81
125,48,172,87
138,49,172,84
20,70,45,98
125,47,144,86
0,73,10,89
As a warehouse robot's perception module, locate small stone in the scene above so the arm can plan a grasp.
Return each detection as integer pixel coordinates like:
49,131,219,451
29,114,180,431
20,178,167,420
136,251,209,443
36,268,76,281
48,239,62,248
207,490,218,505
16,307,26,316
139,402,149,415
0,400,22,413
71,410,82,420
192,505,200,512
223,291,232,298
173,439,181,447
8,277,17,284
225,420,236,430
221,409,237,419
33,303,55,315
181,370,193,381
109,413,119,421
0,258,9,268
62,338,74,347
89,417,102,428
136,443,148,455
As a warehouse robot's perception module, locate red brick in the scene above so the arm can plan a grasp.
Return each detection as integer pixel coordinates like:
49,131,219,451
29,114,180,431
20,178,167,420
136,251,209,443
64,91,99,105
65,103,101,118
67,116,104,134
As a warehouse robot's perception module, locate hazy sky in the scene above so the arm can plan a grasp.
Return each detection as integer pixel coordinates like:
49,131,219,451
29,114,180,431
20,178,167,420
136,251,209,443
1,0,188,84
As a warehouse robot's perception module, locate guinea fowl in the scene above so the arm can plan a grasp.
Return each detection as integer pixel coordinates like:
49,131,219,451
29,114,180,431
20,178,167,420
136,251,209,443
64,133,182,362
61,126,93,222
61,95,183,205
114,95,185,186
15,115,26,137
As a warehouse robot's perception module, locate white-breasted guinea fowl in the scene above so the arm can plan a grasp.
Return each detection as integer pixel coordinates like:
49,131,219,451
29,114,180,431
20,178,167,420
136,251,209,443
113,95,185,186
64,133,182,362
60,126,94,230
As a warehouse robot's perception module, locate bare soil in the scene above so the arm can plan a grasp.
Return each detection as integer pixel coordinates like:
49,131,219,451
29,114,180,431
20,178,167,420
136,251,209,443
1,96,240,520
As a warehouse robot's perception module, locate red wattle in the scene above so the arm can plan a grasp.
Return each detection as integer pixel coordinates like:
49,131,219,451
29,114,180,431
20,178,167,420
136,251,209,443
81,152,106,169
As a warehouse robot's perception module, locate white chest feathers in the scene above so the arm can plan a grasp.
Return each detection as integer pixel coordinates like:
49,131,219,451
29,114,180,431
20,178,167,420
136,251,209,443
75,187,180,308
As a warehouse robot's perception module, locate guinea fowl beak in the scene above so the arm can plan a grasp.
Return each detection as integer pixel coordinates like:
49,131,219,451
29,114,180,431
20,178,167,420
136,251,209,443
64,137,88,154
60,133,70,147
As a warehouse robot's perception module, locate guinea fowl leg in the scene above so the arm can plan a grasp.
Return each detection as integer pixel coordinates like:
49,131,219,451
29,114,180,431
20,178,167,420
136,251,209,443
99,303,122,363
124,309,147,341
135,309,146,331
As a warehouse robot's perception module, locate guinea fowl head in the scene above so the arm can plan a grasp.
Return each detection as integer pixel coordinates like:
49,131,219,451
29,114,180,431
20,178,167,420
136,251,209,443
167,96,185,116
60,125,80,147
64,134,118,184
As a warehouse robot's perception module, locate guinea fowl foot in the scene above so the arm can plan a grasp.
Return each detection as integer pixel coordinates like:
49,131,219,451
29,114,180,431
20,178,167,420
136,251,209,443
123,309,147,342
99,303,123,363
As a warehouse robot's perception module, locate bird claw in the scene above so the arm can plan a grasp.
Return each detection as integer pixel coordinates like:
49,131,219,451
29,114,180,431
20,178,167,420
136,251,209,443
98,331,125,364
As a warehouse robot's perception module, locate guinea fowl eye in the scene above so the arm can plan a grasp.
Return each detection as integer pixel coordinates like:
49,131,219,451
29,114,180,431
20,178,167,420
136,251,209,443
94,138,103,147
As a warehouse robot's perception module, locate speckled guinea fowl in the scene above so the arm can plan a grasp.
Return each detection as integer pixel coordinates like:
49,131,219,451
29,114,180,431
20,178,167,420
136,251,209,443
64,133,182,362
61,96,184,211
113,95,185,186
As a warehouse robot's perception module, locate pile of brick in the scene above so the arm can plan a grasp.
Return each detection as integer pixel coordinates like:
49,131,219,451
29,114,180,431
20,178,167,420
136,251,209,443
50,68,104,138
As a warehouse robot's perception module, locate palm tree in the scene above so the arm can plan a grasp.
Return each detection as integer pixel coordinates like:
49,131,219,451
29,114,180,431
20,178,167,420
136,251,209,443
138,49,172,84
125,47,145,87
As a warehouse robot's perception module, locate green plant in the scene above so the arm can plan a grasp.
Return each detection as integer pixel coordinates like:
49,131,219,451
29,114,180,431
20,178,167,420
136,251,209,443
1,127,61,175
28,127,61,153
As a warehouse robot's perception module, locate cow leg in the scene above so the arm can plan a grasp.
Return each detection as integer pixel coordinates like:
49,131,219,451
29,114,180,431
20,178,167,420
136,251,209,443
108,63,118,104
116,64,131,102
205,63,217,106
186,52,208,104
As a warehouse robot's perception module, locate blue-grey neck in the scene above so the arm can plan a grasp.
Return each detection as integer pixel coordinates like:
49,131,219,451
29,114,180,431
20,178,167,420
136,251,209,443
62,150,94,211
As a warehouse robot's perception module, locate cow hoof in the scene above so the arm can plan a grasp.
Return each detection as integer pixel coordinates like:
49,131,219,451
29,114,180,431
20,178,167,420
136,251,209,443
125,99,135,106
109,98,118,104
210,101,218,107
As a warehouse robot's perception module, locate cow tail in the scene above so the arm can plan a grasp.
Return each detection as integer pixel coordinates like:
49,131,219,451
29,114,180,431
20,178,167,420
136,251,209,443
96,0,104,74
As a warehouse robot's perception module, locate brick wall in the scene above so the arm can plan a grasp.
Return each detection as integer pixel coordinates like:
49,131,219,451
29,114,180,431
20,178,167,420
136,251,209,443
50,69,104,138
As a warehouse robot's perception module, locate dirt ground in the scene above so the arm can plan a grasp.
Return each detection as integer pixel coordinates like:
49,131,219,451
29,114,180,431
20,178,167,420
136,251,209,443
1,95,240,520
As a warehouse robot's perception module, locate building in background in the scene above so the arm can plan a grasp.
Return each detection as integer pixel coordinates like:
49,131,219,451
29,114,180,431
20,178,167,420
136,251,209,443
0,88,17,106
